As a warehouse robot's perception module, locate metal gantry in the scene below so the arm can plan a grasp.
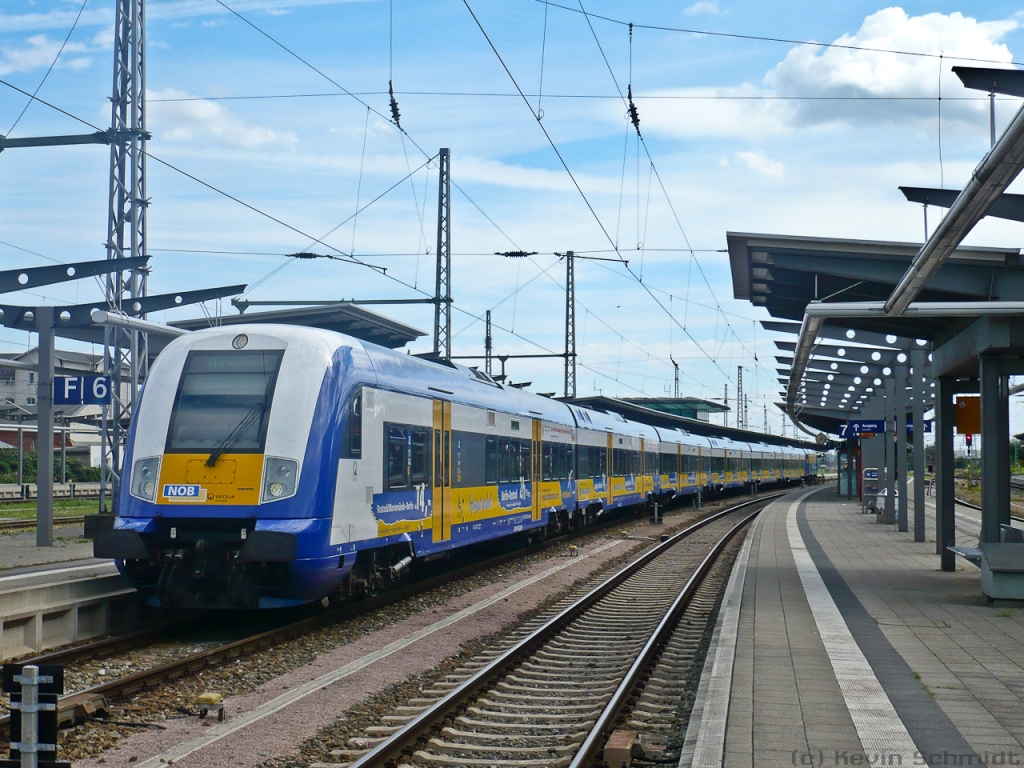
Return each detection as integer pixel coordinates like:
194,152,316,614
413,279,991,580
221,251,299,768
433,148,452,360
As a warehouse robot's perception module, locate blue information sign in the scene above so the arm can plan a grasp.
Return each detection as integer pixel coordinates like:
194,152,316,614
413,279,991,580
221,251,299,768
54,375,111,405
839,420,886,438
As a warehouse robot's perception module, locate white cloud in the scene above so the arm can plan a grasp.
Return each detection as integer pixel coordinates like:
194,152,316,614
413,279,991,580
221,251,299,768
0,0,364,34
767,8,1018,127
634,83,792,140
0,34,91,76
684,0,719,16
637,8,1019,140
734,151,786,178
458,156,618,194
147,88,298,149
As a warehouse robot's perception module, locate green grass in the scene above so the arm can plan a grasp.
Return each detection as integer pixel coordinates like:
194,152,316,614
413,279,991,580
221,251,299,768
0,498,100,520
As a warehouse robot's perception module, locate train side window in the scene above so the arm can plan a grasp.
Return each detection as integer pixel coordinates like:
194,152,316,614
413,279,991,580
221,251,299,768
387,424,409,490
434,431,442,487
542,443,553,481
485,437,498,484
411,427,431,486
443,433,451,487
519,440,531,480
499,438,511,484
341,389,362,459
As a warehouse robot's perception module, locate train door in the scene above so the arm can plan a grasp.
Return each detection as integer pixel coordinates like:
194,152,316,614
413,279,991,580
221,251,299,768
532,419,542,522
431,400,452,542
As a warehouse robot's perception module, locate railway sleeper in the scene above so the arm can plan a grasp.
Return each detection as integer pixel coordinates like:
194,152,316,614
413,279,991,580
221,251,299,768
638,696,688,708
393,705,433,716
545,637,640,650
515,662,632,678
477,698,600,712
522,655,633,670
381,714,417,724
440,726,589,745
532,648,637,662
364,724,404,736
411,748,571,767
499,676,618,692
455,716,590,732
488,690,607,704
426,737,578,757
465,706,602,721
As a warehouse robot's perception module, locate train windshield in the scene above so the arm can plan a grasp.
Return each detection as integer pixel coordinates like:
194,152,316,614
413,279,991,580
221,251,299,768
166,350,283,453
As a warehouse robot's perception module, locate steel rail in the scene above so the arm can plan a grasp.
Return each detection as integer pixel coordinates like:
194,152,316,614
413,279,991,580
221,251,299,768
346,490,790,768
568,506,759,767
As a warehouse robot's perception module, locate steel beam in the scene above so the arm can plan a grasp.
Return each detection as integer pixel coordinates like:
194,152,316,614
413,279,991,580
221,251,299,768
896,366,909,533
883,377,896,525
0,256,148,296
884,101,1024,315
936,377,957,569
980,355,1010,544
912,350,927,542
36,307,54,547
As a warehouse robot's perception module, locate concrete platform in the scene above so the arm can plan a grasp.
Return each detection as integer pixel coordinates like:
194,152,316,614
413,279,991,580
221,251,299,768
684,485,1024,768
0,524,95,571
0,527,137,659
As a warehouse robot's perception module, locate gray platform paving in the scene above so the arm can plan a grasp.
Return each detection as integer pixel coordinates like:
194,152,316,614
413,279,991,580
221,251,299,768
0,524,99,573
690,485,1024,768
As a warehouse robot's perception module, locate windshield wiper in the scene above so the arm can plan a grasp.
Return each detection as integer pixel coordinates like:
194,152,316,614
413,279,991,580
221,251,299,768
206,402,264,467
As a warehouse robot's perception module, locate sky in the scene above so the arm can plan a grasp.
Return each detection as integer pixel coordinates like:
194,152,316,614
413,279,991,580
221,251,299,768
2,0,1024,439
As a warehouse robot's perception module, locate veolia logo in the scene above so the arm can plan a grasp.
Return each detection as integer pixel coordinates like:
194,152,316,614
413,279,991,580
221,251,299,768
164,484,200,497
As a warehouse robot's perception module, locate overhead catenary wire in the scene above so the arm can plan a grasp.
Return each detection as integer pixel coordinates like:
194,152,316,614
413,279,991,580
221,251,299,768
573,2,769,380
0,30,656,397
147,91,1010,103
533,0,1024,67
1,2,739,398
0,73,653,394
6,0,90,136
461,0,735,385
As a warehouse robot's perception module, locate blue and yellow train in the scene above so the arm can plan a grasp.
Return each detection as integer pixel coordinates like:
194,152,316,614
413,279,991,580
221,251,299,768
95,325,817,608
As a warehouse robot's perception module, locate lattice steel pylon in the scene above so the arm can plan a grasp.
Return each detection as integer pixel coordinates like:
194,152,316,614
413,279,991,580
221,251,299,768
433,148,451,359
736,366,744,430
484,310,493,376
101,0,149,512
564,251,576,399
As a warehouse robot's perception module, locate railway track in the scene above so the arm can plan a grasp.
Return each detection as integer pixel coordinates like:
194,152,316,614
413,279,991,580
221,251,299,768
955,497,1024,523
2,489,787,740
0,515,85,531
334,492,778,768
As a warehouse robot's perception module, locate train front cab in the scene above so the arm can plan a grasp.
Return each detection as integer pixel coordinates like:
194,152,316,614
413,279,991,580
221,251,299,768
98,327,367,609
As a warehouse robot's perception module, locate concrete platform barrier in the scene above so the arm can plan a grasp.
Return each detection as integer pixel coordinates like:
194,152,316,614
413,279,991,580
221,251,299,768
0,566,139,660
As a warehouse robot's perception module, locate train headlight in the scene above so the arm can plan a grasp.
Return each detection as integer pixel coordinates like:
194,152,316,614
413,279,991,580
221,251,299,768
130,457,160,501
263,457,298,502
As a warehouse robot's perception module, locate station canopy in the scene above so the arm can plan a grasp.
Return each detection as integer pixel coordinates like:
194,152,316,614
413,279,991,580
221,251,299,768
728,233,1024,436
168,303,425,350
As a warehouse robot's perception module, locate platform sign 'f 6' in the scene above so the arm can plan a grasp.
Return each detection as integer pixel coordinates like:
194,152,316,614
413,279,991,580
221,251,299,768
54,375,112,405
